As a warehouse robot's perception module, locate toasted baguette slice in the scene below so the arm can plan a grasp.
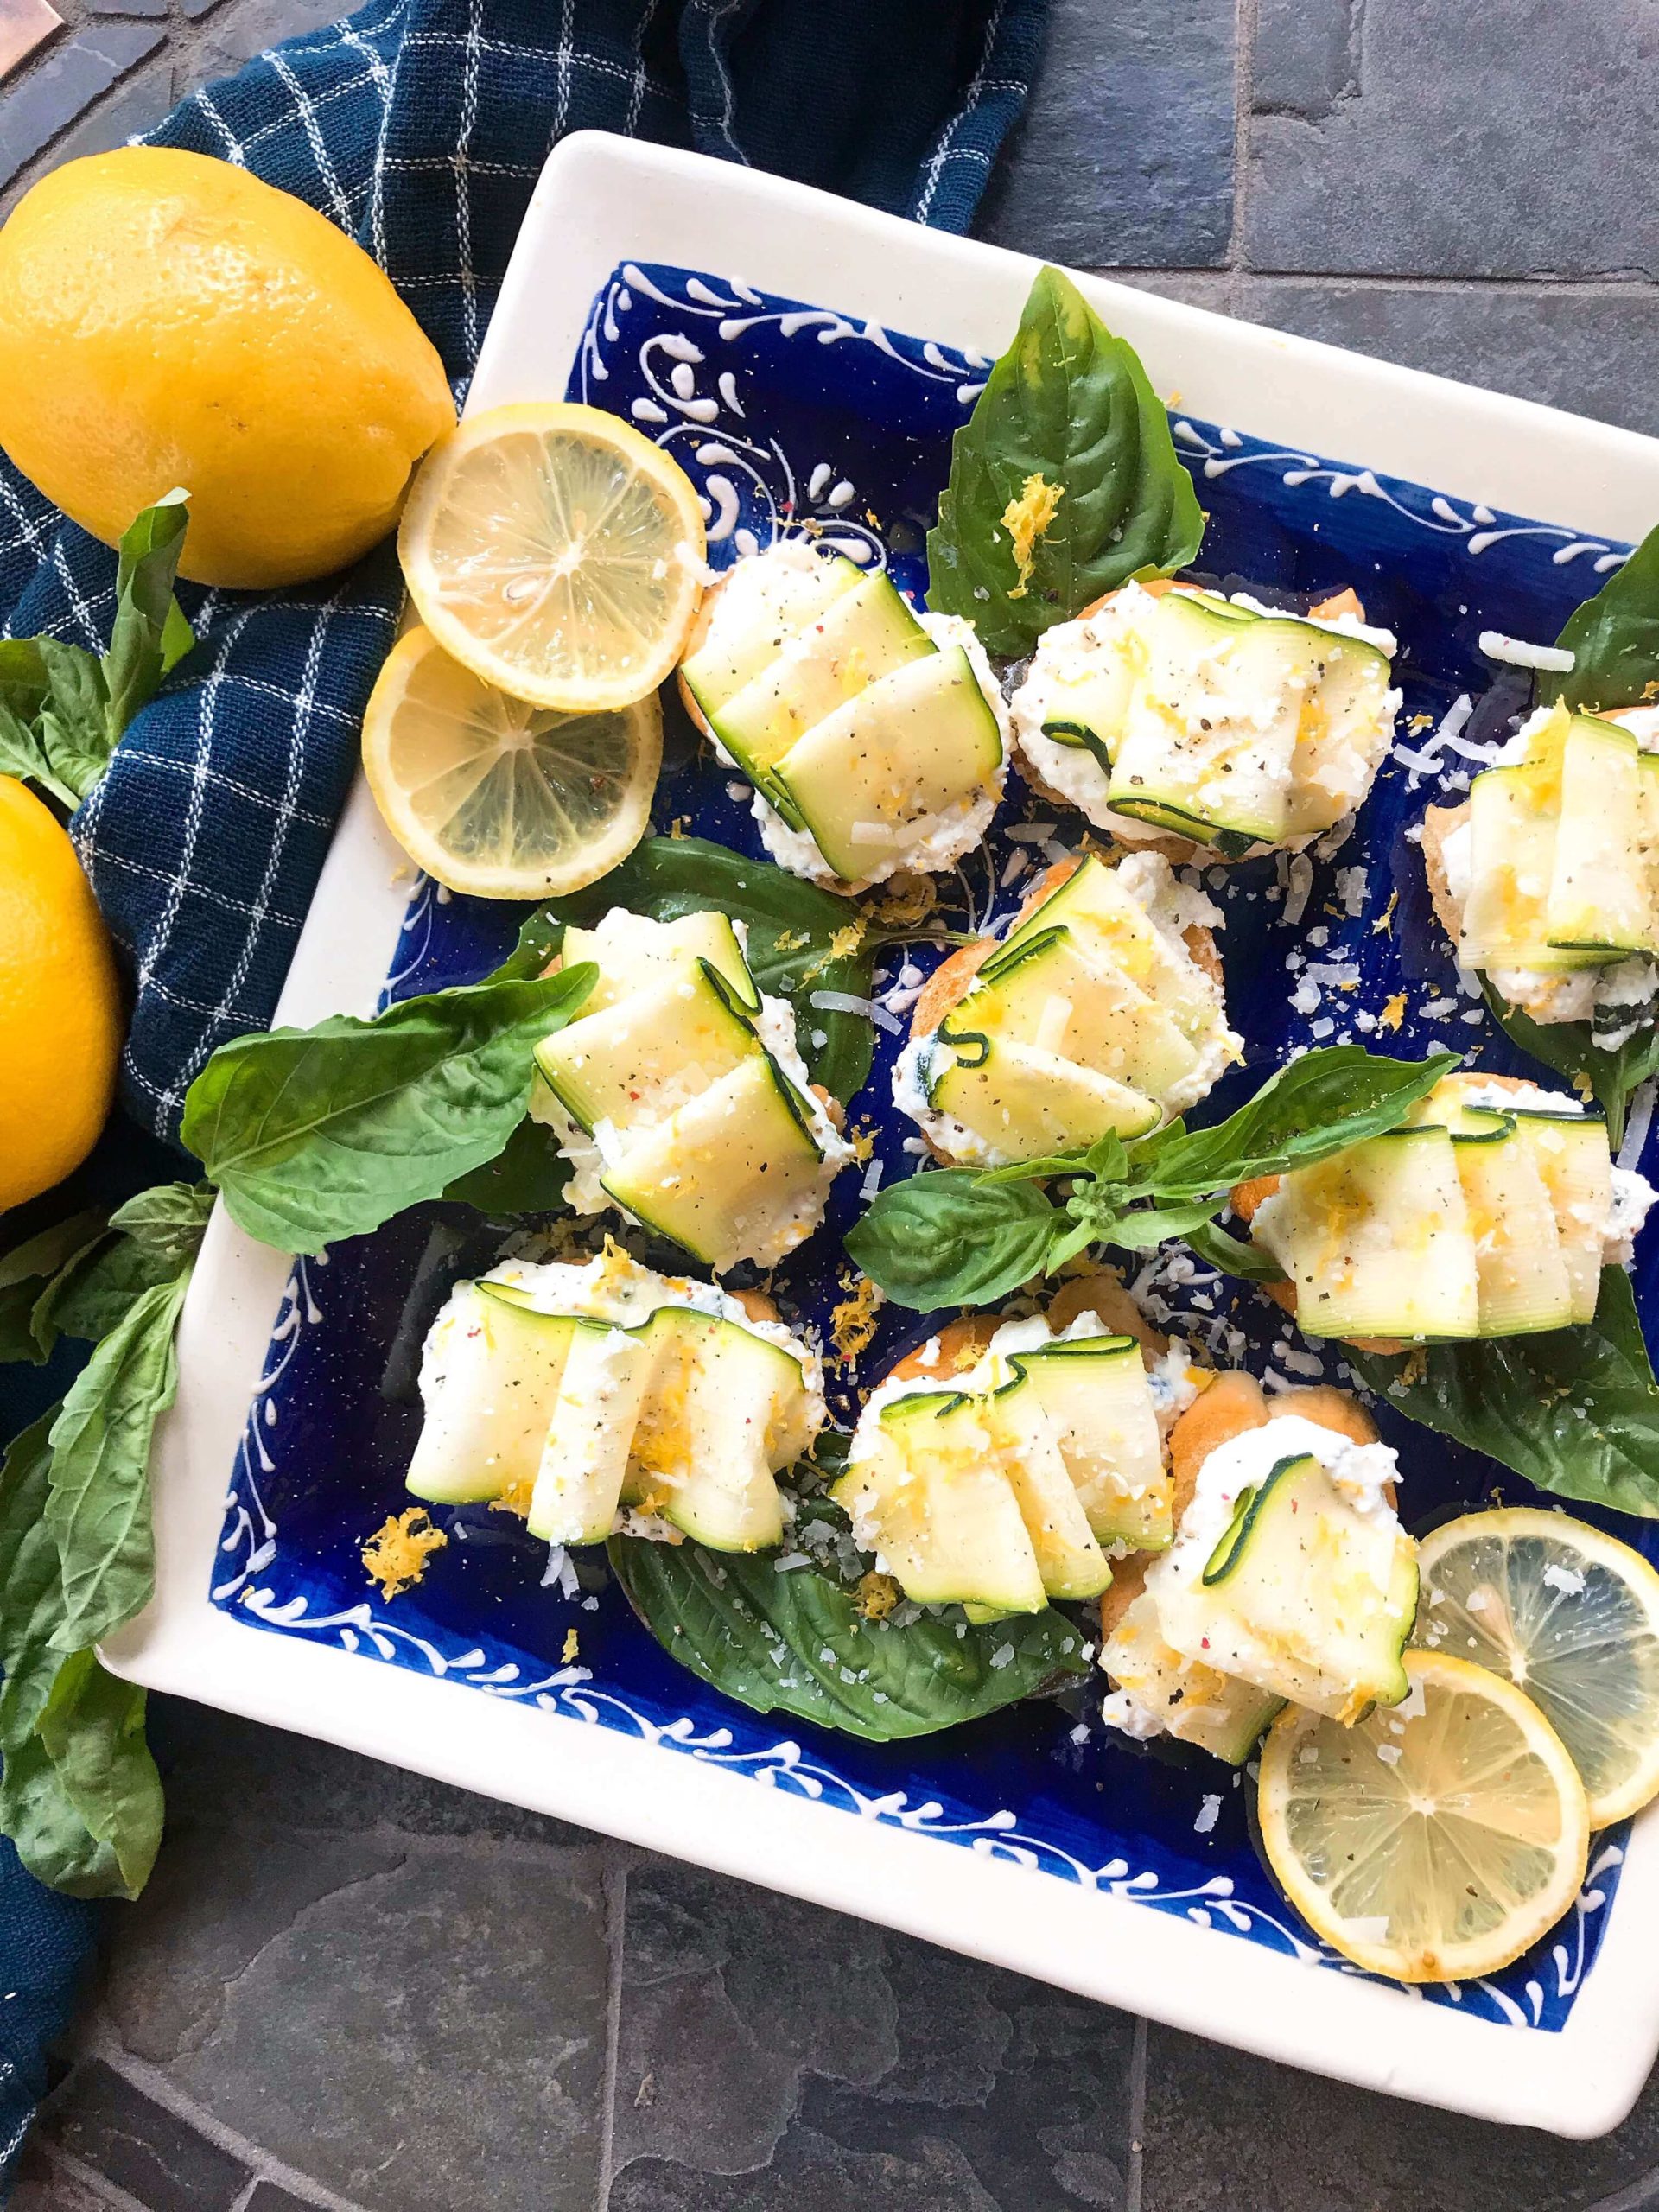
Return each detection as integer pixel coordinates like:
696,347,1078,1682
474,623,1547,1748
1097,1373,1383,1638
906,857,1224,1161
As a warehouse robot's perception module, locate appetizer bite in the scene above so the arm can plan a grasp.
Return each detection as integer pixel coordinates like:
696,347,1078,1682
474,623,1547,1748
677,539,1007,890
531,906,853,1270
1424,698,1659,1038
834,1281,1199,1617
1010,580,1401,857
1235,1069,1652,1343
406,1246,824,1552
1099,1372,1416,1760
893,851,1240,1165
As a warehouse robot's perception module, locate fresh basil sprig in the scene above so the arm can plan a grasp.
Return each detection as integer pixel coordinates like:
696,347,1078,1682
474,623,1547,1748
181,968,595,1255
0,1174,210,1902
925,264,1205,657
45,1271,191,1651
1350,1269,1659,1517
609,1537,1086,1741
846,1046,1459,1311
498,834,875,1105
1553,524,1659,716
0,494,193,810
0,1412,161,1900
0,1210,109,1363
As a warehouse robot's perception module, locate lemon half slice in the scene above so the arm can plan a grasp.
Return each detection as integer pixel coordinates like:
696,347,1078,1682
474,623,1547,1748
398,401,707,712
361,626,661,899
1256,1649,1590,1983
1415,1507,1659,1826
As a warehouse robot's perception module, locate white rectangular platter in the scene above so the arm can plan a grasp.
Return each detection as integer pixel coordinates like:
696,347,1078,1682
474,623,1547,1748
104,129,1659,2138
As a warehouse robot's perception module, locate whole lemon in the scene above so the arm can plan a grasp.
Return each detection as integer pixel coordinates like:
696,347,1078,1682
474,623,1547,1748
0,778,123,1211
0,148,454,589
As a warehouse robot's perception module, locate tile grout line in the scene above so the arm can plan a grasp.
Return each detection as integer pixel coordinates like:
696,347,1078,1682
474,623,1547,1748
62,2035,374,2212
1228,0,1256,318
594,1845,631,2209
1091,264,1659,299
1124,2012,1147,2212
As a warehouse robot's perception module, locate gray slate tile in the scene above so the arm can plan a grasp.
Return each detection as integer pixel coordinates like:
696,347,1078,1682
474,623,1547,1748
1236,276,1659,442
42,60,174,172
0,19,162,187
610,1859,1137,2210
95,1816,611,2212
1246,0,1659,279
974,0,1236,269
1139,2023,1659,2212
8,2147,124,2210
41,2060,251,2212
242,2186,334,2211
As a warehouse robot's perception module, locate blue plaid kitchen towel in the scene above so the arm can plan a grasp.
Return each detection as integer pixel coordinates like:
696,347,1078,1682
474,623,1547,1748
0,0,1049,2186
0,0,1048,1149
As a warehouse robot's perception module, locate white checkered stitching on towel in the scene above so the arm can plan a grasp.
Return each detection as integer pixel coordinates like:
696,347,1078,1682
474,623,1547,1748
913,0,1008,223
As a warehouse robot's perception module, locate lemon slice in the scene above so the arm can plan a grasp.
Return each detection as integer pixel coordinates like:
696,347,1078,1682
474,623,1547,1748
361,626,661,898
1256,1649,1590,1983
1415,1507,1659,1826
398,401,707,712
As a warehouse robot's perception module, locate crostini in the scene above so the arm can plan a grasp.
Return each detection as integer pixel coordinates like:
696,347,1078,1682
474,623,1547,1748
1423,697,1659,1036
677,538,1008,892
1010,579,1401,859
532,906,853,1270
406,1245,824,1553
892,851,1241,1165
1099,1372,1416,1760
1232,1068,1653,1344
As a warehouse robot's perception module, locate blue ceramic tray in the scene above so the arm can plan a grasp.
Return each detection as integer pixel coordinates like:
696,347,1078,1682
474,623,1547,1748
212,258,1649,2037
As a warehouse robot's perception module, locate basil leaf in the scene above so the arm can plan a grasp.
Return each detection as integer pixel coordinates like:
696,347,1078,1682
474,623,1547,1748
1183,1218,1287,1281
1096,1198,1228,1254
1350,1268,1659,1518
1141,1046,1462,1198
0,1413,124,1897
843,1169,1060,1311
0,1210,108,1363
1481,982,1658,1152
0,698,76,810
498,836,874,1103
1554,525,1659,715
926,264,1205,656
442,1115,570,1215
36,1185,212,1348
103,493,193,738
34,638,112,802
107,1181,215,1270
182,969,594,1255
0,499,192,811
609,1540,1087,1742
46,1271,190,1651
35,1648,162,1898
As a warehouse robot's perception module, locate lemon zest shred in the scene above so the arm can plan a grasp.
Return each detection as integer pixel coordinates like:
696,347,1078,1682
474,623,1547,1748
363,1508,448,1600
830,1271,886,1364
1001,472,1065,600
801,920,867,984
1377,991,1407,1032
1372,891,1398,937
855,1571,902,1621
563,1627,581,1664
